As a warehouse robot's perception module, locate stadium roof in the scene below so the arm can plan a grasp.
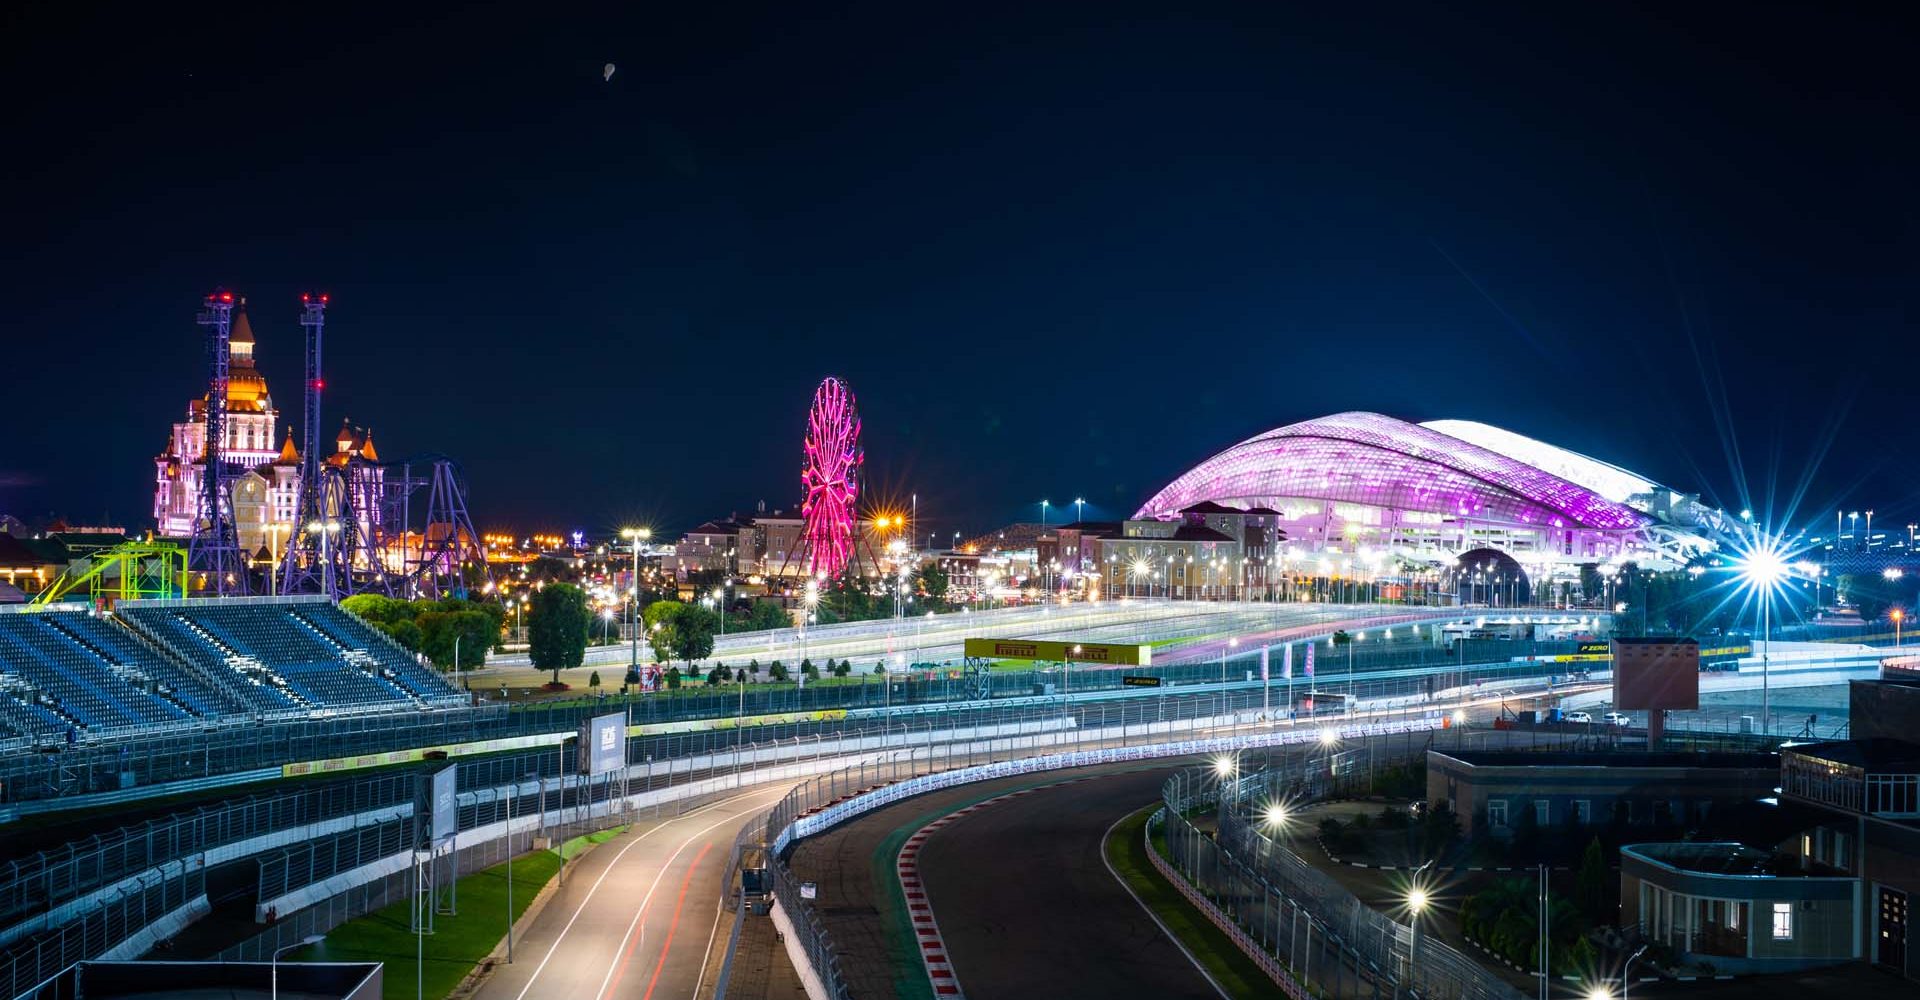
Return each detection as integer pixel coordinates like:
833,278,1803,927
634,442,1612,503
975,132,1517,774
1418,419,1658,503
1136,411,1652,531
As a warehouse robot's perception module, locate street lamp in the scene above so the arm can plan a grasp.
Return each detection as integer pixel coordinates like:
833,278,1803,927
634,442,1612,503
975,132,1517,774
1073,497,1085,524
272,934,327,1000
1735,534,1791,732
621,528,651,688
1039,499,1050,528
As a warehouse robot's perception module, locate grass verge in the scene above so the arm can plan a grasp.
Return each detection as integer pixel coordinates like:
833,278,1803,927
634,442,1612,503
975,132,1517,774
1104,805,1292,999
289,844,567,1000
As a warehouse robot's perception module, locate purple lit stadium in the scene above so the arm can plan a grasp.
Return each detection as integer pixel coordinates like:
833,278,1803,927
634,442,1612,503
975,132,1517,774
1131,412,1716,594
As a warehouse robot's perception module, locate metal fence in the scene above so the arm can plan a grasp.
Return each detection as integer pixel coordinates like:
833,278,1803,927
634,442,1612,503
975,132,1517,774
0,608,1586,807
1,866,204,1000
1161,759,1527,1000
0,772,416,936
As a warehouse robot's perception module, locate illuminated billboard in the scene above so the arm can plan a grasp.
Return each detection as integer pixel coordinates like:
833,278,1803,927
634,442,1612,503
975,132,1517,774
962,638,1150,666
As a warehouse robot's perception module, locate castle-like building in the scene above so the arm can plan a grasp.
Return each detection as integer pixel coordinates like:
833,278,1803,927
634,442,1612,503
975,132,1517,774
153,302,380,561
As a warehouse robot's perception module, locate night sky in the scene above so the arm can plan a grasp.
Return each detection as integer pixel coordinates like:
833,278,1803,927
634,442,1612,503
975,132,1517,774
4,4,1913,541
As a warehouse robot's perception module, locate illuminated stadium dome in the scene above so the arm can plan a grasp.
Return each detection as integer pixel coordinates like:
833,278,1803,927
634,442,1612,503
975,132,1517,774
1137,412,1706,573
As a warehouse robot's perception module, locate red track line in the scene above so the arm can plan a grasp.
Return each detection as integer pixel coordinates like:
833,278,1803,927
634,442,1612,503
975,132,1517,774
640,842,712,1000
603,842,713,1000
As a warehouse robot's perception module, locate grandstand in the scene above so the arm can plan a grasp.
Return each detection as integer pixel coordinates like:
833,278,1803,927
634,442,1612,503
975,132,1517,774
0,596,464,741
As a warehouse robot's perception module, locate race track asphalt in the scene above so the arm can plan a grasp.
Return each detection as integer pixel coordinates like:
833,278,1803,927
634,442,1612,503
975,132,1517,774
473,784,790,1000
785,761,1220,1000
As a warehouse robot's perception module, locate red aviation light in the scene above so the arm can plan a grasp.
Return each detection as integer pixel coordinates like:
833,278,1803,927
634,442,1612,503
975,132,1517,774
218,292,233,303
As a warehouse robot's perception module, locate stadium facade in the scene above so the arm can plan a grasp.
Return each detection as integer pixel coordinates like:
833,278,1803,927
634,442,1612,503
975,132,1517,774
1094,412,1717,599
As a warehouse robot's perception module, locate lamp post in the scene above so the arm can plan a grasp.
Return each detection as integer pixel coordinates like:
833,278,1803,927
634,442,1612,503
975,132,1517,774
272,935,327,1000
1619,943,1649,1000
622,528,650,690
1073,497,1085,525
1894,608,1905,648
1404,885,1430,1000
1040,499,1049,529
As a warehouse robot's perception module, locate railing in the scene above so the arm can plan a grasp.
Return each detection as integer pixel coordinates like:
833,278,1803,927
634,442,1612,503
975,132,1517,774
1,866,204,1000
1182,762,1527,1000
762,685,1451,998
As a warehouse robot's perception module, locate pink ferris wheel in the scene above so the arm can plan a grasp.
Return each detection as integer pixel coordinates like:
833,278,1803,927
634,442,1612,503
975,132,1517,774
800,377,864,579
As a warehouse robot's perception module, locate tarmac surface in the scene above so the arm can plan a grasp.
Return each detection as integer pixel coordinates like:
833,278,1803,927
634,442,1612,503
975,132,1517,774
785,759,1222,1000
472,784,790,1000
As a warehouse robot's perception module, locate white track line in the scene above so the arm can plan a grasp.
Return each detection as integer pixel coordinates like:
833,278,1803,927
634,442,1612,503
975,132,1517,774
510,787,785,1000
1099,810,1232,1000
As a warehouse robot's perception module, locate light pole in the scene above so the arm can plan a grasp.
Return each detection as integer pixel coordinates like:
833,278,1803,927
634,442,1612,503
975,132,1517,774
1040,499,1049,528
1738,538,1789,733
272,935,326,1000
1617,942,1649,1000
1073,497,1085,525
1404,885,1430,1000
1894,608,1905,647
622,527,650,689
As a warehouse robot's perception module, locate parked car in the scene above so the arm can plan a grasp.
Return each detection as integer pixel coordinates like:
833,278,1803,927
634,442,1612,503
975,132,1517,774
1564,711,1593,724
1602,711,1631,727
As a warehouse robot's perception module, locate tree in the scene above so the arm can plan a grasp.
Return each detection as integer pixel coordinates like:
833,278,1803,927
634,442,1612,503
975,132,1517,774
381,618,424,652
803,661,820,681
644,600,687,661
1579,564,1603,603
342,593,412,625
668,603,718,665
417,609,493,671
588,670,602,691
747,658,761,677
769,660,788,682
529,583,591,683
745,600,790,632
915,563,951,611
664,666,682,690
1575,836,1609,924
713,663,732,682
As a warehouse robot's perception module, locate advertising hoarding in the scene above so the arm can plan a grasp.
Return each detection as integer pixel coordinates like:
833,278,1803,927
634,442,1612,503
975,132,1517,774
961,637,1151,666
578,712,627,776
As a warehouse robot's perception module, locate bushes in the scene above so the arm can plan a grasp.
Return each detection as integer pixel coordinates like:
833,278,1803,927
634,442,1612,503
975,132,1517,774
1459,878,1590,973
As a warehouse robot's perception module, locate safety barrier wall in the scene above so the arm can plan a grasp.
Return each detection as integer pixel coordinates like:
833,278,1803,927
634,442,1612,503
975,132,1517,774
757,688,1449,999
1159,762,1527,1000
1,866,205,1000
1141,811,1309,1000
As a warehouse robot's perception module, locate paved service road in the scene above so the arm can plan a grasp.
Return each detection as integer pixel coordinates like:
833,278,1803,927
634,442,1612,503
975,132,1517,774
475,785,788,1000
787,761,1227,1000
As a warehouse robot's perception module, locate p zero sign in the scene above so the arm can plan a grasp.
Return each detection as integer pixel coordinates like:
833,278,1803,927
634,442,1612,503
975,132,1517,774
578,712,628,776
962,638,1151,666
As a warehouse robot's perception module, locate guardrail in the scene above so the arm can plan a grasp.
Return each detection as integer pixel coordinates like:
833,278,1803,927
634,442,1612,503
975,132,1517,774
758,690,1449,999
1179,763,1527,1000
1142,810,1309,999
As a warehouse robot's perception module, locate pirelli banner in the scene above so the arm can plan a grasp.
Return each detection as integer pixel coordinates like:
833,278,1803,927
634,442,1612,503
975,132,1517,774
962,637,1151,666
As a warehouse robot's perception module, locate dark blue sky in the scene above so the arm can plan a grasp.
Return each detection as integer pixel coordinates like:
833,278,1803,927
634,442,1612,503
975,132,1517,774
3,3,1913,541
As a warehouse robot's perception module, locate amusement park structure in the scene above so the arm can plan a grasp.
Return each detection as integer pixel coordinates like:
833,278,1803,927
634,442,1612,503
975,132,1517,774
187,291,249,596
796,377,864,579
180,291,488,600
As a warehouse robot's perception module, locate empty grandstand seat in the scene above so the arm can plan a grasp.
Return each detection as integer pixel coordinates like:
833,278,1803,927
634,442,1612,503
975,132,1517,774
0,613,190,729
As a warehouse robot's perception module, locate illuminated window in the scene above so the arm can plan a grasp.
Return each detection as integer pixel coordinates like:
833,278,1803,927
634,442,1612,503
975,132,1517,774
1772,902,1793,940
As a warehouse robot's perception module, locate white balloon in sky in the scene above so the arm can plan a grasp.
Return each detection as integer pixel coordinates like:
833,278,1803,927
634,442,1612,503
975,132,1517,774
603,63,616,82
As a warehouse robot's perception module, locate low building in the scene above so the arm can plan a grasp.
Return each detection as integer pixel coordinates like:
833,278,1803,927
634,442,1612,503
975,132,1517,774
1622,841,1860,973
1777,737,1920,978
1425,749,1778,838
